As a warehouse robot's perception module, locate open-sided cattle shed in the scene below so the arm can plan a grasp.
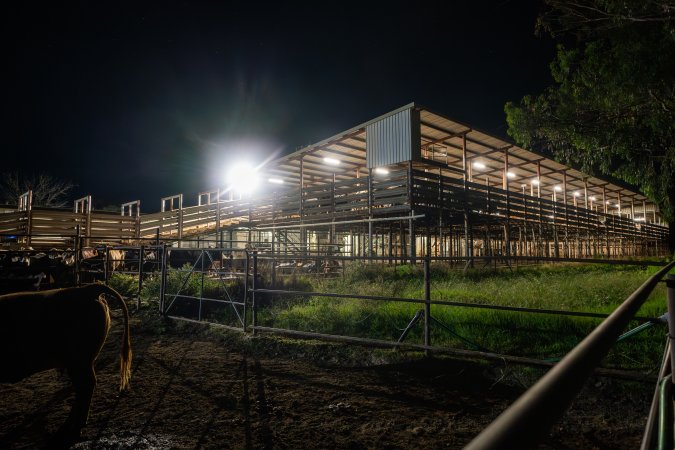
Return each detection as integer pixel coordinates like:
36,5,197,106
0,103,669,258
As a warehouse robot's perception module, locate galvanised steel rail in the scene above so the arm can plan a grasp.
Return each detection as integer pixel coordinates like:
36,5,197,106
464,261,675,450
252,288,662,323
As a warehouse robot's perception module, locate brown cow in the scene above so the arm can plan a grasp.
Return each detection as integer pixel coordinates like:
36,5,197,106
0,284,132,445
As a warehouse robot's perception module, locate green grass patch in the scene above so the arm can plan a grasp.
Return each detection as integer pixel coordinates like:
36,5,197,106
257,262,673,370
111,260,673,371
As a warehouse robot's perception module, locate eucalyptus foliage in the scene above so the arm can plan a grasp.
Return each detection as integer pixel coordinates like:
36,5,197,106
505,1,674,239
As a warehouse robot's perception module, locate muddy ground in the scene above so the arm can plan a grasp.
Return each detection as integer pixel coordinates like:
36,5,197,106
0,309,655,449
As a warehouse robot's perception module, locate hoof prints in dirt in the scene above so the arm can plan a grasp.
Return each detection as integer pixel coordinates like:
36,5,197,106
72,431,177,450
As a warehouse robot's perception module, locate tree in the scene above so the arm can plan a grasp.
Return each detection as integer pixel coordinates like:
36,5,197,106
0,172,75,208
505,0,675,250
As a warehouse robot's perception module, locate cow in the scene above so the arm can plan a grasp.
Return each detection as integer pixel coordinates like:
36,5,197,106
0,284,132,446
108,249,125,272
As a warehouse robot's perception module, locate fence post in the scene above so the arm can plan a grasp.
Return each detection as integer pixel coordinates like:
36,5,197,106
667,275,675,386
159,243,168,314
137,245,145,311
199,249,205,321
252,250,258,336
74,224,81,286
243,250,249,333
104,245,110,284
424,257,431,349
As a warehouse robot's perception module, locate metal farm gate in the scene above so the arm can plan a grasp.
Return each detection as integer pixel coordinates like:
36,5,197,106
159,247,249,331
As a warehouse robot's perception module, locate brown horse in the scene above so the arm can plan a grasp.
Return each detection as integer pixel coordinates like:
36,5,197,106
0,284,132,445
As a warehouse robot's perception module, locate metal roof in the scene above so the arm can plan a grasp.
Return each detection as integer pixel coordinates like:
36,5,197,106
261,103,656,209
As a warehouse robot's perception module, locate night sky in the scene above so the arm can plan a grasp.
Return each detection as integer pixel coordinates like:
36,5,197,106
6,1,555,211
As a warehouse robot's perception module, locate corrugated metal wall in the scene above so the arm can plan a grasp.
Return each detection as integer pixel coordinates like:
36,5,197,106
366,107,420,168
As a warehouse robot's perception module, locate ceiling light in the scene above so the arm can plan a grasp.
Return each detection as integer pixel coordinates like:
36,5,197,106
268,178,284,184
590,196,597,201
573,191,580,197
506,171,516,179
531,179,540,185
374,167,389,175
473,161,486,170
324,157,340,166
554,185,562,192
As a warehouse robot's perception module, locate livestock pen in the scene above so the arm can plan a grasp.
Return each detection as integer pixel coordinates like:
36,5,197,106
0,104,669,261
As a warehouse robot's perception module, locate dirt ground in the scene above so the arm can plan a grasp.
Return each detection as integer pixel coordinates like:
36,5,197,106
0,310,655,450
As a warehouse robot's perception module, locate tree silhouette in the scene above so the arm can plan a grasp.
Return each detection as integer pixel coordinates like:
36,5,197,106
0,172,75,208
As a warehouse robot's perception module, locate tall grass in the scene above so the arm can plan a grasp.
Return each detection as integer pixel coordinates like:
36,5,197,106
109,261,673,370
259,262,673,369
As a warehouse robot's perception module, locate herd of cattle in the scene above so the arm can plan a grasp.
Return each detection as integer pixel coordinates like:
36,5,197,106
0,247,162,295
0,247,257,295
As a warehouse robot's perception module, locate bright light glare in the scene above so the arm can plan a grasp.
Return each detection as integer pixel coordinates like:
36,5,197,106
472,161,486,170
554,185,562,192
531,179,540,185
374,167,389,175
573,191,580,197
226,163,260,195
606,201,611,205
506,171,516,179
324,157,340,166
590,196,597,201
268,178,284,184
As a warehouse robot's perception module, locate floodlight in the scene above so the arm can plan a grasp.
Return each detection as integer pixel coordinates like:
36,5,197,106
324,157,340,166
554,185,562,192
226,162,260,195
590,196,597,201
573,191,580,197
268,178,284,184
506,171,516,179
473,161,486,170
374,167,389,175
606,201,611,205
531,179,540,185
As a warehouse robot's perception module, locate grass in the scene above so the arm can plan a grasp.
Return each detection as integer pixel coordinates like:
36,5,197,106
108,260,674,371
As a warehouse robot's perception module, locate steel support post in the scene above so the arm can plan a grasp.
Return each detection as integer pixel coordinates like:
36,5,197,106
74,225,81,286
137,245,145,311
244,250,249,332
667,275,675,385
252,251,258,336
424,258,431,349
104,245,110,284
159,243,168,314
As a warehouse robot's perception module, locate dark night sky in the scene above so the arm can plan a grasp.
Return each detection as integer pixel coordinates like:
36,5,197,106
5,1,555,211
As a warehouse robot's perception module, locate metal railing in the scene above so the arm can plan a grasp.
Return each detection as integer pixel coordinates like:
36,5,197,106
464,263,675,450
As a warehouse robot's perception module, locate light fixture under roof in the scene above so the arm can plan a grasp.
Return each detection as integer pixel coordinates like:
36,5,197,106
268,178,284,184
531,179,540,185
472,161,486,170
506,171,516,179
554,185,562,192
573,191,580,197
590,196,597,201
323,157,340,166
374,167,389,175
